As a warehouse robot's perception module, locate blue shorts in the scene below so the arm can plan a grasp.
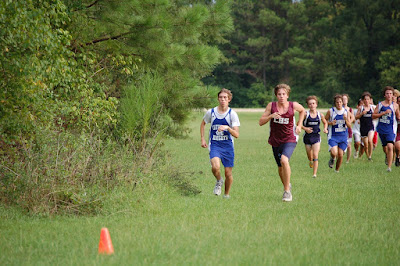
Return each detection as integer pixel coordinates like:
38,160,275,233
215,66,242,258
209,146,234,167
379,132,395,146
328,137,348,152
272,142,297,167
303,134,321,145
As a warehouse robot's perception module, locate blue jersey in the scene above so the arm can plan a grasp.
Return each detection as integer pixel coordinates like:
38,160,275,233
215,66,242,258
376,102,396,135
328,107,348,141
209,108,233,149
303,111,321,135
303,111,321,145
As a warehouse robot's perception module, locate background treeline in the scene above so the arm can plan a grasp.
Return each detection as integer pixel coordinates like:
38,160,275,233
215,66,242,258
205,0,400,107
1,0,399,215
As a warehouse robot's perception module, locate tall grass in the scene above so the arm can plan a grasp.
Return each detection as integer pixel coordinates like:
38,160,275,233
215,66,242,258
1,111,399,265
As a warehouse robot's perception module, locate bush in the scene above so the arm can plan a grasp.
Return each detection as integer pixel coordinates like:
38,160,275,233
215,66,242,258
0,129,149,216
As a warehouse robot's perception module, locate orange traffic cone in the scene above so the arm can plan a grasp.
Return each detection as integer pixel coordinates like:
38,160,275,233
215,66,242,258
98,227,114,254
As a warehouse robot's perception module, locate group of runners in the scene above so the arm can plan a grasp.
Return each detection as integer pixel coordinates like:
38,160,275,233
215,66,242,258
200,85,400,202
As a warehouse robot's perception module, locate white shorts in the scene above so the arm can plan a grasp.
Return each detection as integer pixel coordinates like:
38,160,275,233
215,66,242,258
353,133,361,143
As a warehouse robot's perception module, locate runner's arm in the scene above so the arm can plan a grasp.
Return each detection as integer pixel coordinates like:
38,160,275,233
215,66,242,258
293,102,305,135
321,114,329,133
259,103,273,126
200,120,208,148
218,125,239,138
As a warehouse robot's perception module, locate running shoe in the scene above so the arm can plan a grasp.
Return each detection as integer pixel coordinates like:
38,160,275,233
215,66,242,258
387,167,392,172
385,155,388,165
312,175,317,178
328,157,334,168
334,169,339,173
309,161,313,168
213,180,223,196
223,194,230,199
282,191,292,202
395,157,400,167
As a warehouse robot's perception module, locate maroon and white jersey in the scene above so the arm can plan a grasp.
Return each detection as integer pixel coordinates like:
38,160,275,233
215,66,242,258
268,101,297,147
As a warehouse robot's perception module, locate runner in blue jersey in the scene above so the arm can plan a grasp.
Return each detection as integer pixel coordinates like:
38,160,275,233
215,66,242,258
200,88,240,198
372,86,400,172
325,94,352,172
301,96,328,178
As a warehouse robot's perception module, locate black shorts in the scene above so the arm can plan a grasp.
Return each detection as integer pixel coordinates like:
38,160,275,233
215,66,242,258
272,142,297,167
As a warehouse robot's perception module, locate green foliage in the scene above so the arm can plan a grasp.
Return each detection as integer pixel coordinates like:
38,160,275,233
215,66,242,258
0,0,233,215
206,0,400,106
120,72,168,149
0,128,160,215
377,49,400,88
0,0,119,143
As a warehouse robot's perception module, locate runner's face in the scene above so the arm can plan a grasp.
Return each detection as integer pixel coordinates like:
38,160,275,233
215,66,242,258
307,99,317,110
342,96,348,105
335,98,343,109
218,92,230,107
384,90,393,101
276,89,288,103
363,96,370,105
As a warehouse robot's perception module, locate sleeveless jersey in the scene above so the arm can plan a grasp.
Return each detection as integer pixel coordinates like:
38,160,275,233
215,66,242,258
209,108,233,149
328,107,348,139
376,102,396,135
268,101,297,147
346,107,353,138
303,111,321,136
352,109,360,135
359,105,374,135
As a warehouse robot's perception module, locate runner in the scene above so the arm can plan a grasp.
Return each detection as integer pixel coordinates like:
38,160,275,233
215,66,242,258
325,94,352,173
355,92,375,161
259,84,305,202
302,96,328,178
395,95,400,167
353,99,362,158
342,94,354,163
372,86,400,172
200,88,240,198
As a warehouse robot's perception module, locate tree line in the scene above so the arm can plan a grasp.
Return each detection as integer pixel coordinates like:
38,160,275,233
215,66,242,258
205,0,400,107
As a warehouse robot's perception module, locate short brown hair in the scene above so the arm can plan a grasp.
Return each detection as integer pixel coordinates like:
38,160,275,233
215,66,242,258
333,94,343,105
306,95,318,105
382,86,394,96
274,84,291,96
361,91,371,100
218,88,232,100
342,93,350,100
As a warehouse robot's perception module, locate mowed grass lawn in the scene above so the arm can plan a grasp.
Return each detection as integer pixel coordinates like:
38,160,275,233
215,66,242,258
1,110,399,265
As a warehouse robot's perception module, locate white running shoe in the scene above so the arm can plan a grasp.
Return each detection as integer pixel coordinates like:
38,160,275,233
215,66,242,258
213,180,223,196
387,167,392,172
282,191,292,202
223,194,230,199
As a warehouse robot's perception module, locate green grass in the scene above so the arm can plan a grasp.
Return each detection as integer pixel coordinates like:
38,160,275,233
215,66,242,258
1,111,399,265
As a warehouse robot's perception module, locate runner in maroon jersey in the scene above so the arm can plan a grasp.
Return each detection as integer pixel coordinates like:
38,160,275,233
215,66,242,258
259,84,305,202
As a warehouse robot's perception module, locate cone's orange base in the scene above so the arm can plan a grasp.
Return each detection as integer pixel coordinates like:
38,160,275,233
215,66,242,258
98,227,114,254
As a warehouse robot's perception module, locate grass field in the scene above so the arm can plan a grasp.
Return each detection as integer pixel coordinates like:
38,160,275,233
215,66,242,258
1,111,399,265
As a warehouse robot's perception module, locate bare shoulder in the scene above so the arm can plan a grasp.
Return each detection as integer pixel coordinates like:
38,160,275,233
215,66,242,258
293,101,305,111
